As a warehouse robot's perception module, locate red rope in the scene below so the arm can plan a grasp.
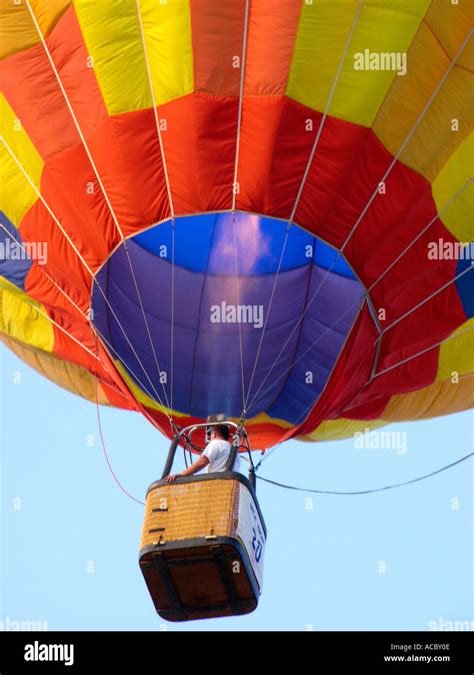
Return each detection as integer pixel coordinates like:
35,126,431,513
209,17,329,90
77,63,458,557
94,333,145,506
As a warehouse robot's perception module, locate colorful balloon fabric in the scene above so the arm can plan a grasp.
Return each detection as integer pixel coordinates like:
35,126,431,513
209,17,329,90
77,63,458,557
1,0,473,449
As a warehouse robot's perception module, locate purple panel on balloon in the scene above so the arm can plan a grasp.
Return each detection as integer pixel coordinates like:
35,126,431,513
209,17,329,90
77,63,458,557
92,213,364,424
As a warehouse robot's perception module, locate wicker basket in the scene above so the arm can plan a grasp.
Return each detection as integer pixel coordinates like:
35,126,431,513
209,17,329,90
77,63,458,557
139,472,266,622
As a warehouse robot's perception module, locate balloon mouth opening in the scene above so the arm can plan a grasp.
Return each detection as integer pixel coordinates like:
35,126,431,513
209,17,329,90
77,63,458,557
91,211,365,424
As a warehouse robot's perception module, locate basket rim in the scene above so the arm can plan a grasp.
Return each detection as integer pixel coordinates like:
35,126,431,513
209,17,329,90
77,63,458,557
145,471,267,537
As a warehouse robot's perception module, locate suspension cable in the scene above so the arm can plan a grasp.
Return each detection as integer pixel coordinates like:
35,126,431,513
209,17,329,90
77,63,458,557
243,1,363,414
232,212,247,415
0,138,173,423
25,0,175,422
244,27,473,415
256,452,474,495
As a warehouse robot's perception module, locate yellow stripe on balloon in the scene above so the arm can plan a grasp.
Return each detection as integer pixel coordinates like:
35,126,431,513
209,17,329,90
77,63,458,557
287,0,430,127
0,95,43,227
112,359,188,417
424,0,474,70
373,21,473,182
74,0,193,116
431,133,474,244
1,333,111,404
303,363,474,438
0,278,54,352
245,411,293,430
0,0,70,60
382,372,474,421
299,417,387,442
436,318,474,382
139,0,194,106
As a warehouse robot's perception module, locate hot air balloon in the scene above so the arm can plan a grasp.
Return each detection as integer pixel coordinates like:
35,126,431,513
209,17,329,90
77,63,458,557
1,0,473,620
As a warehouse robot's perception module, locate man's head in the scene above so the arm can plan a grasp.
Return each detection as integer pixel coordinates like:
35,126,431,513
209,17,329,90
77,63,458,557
211,424,230,441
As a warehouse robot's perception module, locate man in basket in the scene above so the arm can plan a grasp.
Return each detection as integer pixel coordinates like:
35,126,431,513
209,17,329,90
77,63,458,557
166,423,241,483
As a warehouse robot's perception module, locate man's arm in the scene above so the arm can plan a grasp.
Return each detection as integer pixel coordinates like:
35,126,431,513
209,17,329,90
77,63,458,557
165,455,210,483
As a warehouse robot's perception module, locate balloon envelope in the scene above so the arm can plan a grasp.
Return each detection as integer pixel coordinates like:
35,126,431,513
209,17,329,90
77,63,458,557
1,0,473,450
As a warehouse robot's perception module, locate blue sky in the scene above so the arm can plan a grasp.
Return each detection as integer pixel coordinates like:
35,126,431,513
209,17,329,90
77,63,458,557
1,344,472,631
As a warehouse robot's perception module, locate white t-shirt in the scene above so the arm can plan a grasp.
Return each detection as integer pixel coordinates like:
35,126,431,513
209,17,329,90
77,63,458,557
202,439,241,473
